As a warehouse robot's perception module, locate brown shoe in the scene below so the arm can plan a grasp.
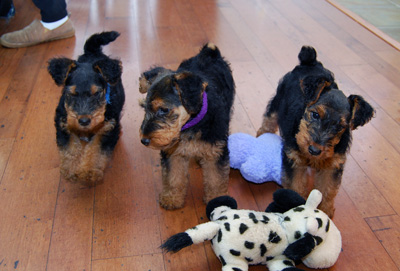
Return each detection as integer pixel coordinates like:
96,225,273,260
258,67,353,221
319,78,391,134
0,19,75,48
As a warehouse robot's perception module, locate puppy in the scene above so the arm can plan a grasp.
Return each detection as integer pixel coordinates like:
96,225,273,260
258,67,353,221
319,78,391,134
257,46,374,218
48,31,125,186
139,43,235,209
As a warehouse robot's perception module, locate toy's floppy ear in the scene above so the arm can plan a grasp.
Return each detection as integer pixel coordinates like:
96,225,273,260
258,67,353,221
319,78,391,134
265,189,306,213
301,75,333,106
206,196,237,220
93,59,122,85
47,58,76,86
139,66,168,94
305,189,322,209
347,95,375,130
173,72,208,114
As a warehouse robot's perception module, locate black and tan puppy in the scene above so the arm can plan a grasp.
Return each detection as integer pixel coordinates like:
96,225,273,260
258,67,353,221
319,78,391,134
257,46,374,218
48,31,125,186
139,43,235,209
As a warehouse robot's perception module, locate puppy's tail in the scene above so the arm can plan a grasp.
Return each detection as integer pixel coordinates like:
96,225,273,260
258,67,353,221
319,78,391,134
161,222,220,253
83,31,120,55
298,46,318,66
199,42,222,60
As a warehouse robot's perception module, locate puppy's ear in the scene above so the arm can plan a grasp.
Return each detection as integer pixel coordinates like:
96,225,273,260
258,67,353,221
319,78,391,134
93,59,122,85
173,72,208,114
348,95,375,130
301,75,333,106
139,67,168,94
47,58,76,86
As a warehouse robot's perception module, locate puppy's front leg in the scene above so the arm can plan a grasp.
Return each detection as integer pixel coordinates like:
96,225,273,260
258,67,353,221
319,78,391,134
159,152,190,209
199,144,230,203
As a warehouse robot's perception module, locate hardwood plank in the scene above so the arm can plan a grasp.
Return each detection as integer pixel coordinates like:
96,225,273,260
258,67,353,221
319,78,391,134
92,254,165,271
188,0,253,62
0,168,59,271
0,49,25,101
341,156,395,218
46,182,94,271
0,44,48,138
0,138,13,181
91,141,162,260
330,188,398,271
349,123,400,215
366,215,400,269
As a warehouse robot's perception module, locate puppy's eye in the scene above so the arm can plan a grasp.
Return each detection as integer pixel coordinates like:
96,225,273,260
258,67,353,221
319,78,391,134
156,107,170,117
311,111,320,120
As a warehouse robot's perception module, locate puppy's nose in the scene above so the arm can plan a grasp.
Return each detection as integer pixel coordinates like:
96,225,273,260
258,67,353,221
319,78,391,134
141,138,150,146
79,117,91,126
308,145,321,156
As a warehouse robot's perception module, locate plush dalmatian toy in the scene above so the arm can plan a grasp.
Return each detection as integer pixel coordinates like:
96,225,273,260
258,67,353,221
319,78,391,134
161,189,341,271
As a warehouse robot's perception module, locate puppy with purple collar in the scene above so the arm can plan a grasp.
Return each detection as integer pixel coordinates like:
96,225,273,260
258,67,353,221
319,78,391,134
139,43,235,209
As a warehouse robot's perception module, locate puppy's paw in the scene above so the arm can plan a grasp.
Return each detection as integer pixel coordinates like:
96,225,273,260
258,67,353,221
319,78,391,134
159,192,186,210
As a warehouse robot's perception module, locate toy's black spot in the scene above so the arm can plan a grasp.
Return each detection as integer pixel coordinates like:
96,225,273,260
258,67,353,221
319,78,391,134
249,212,258,223
230,249,241,256
294,231,301,239
234,214,240,220
316,218,323,228
266,256,274,261
268,231,281,243
233,268,242,271
219,255,226,266
239,223,248,234
217,229,222,242
261,215,270,224
224,222,230,232
284,216,291,221
244,241,254,249
314,209,319,213
283,260,294,266
218,216,228,221
245,257,253,262
260,244,267,257
326,220,330,232
293,207,305,212
315,236,323,245
191,226,198,230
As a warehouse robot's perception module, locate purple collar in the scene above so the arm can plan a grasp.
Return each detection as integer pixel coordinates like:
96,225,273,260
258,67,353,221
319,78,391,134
181,91,208,131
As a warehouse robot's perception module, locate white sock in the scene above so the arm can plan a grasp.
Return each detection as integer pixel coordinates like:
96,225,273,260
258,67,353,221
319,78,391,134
41,16,68,30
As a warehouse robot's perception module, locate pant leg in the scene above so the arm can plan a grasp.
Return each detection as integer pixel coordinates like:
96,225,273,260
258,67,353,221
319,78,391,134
32,0,67,22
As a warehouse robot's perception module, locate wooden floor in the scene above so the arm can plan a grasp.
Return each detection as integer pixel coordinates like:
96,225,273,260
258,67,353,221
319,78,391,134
0,0,399,270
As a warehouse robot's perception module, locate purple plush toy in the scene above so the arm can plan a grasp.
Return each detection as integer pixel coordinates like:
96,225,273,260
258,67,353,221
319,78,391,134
228,133,283,185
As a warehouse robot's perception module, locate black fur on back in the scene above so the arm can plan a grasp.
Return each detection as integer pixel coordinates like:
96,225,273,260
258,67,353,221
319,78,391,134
177,44,235,144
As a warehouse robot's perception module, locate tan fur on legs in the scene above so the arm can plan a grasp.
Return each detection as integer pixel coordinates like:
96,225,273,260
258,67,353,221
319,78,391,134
159,154,190,209
199,156,230,203
282,166,311,199
59,119,115,186
257,112,278,137
314,169,341,218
